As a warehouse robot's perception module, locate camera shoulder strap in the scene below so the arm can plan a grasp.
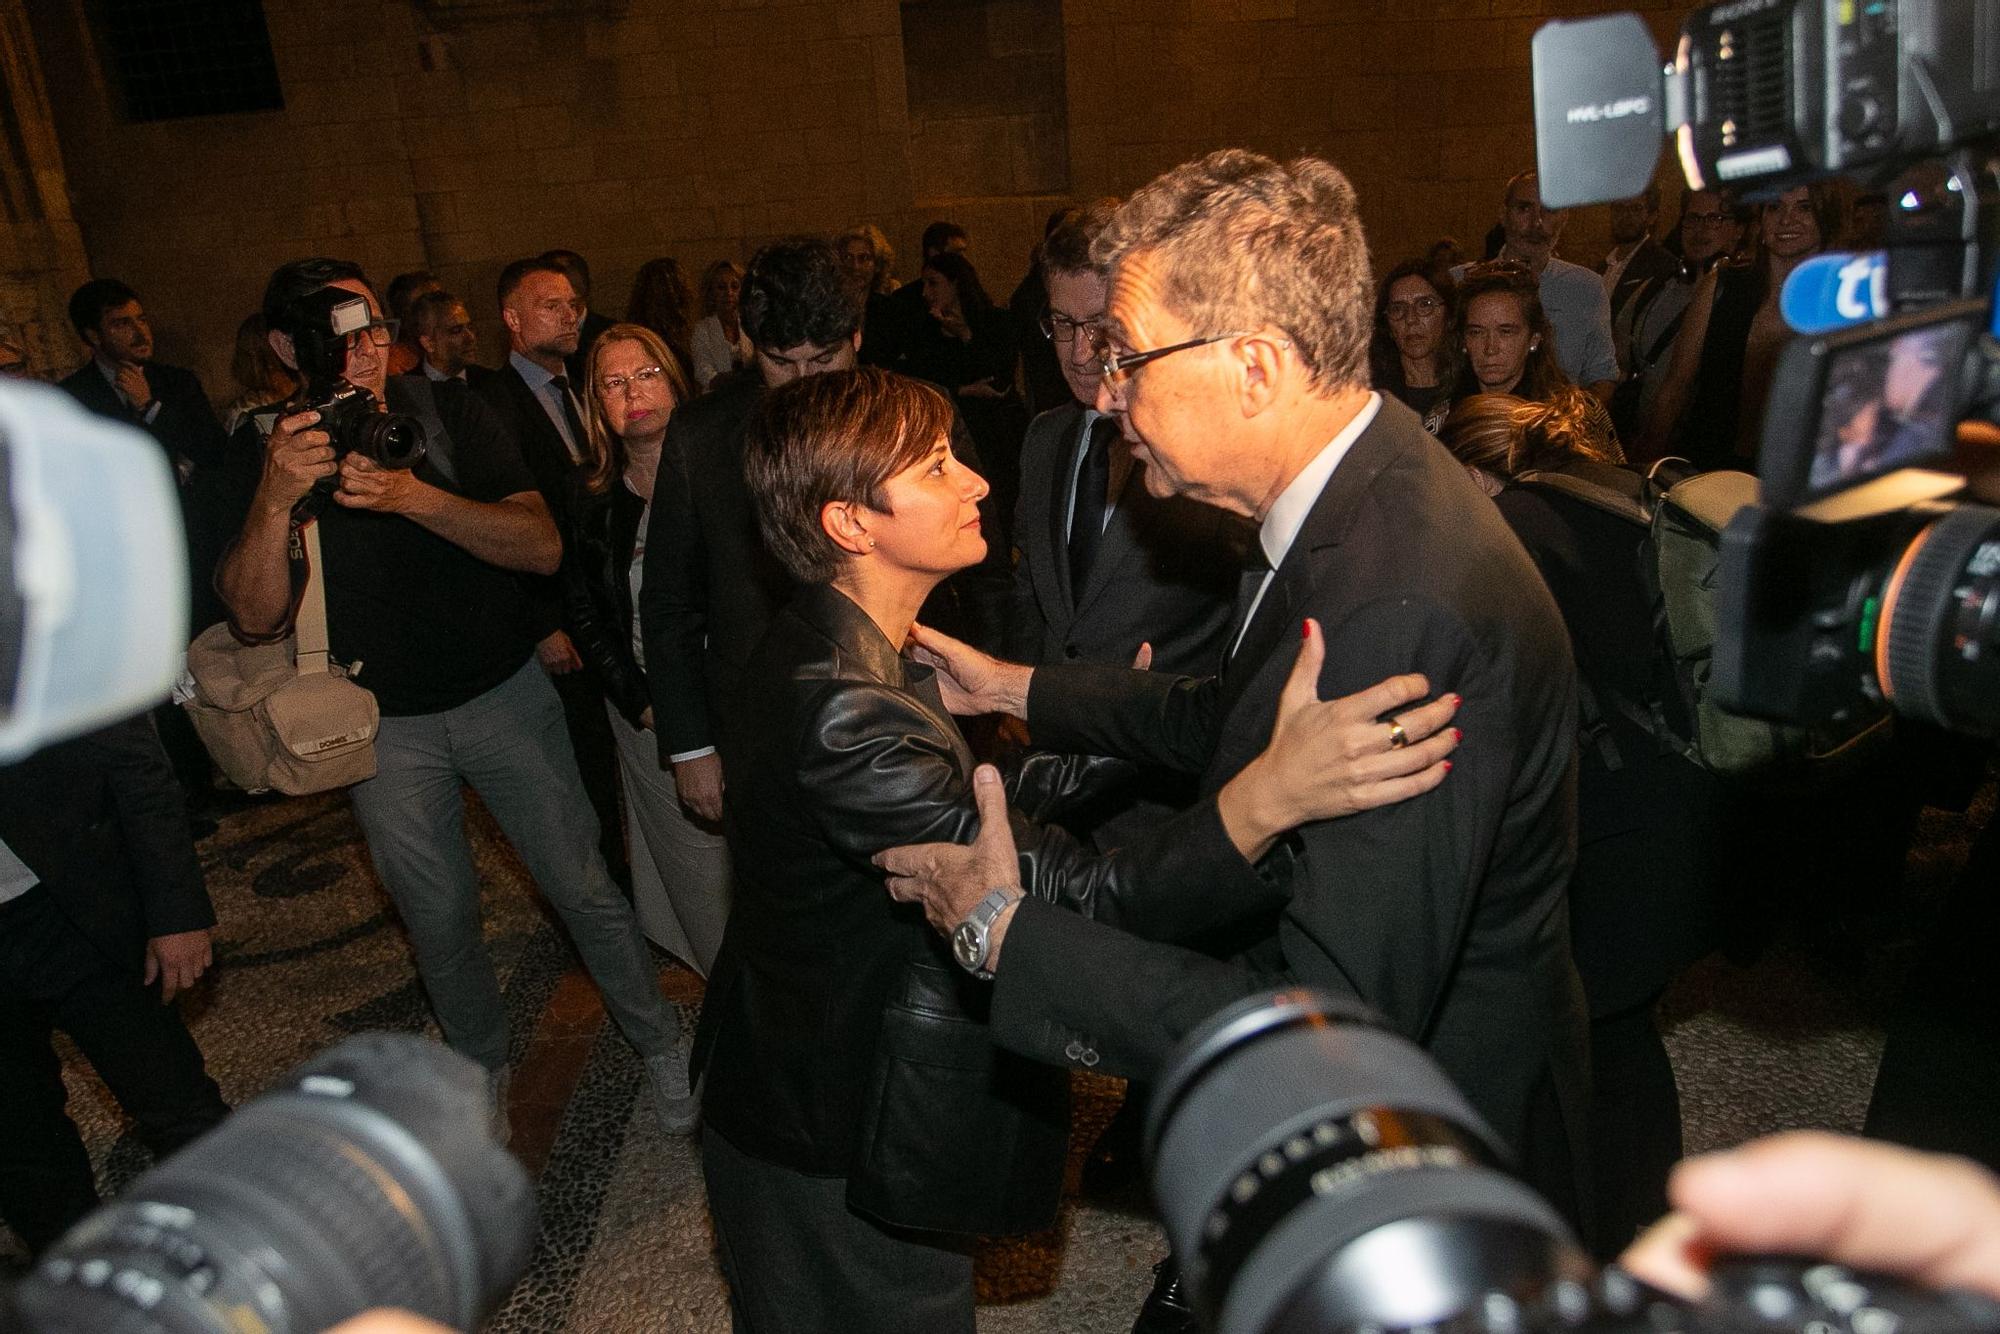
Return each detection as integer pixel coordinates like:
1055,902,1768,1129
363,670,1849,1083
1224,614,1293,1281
294,518,334,676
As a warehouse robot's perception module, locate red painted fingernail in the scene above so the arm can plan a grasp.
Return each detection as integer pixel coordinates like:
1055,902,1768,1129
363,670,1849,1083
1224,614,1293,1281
1452,728,1463,743
1451,694,1463,707
1442,760,1453,772
1300,620,1311,640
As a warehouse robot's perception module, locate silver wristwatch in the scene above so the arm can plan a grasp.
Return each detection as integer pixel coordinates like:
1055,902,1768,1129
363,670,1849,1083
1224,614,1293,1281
951,889,1018,981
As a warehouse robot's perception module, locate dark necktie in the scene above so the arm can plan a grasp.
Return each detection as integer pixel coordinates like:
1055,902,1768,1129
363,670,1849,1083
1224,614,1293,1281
548,374,587,464
1067,416,1117,592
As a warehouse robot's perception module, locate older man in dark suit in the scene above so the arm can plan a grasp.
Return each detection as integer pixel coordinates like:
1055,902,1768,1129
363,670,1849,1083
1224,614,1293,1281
880,151,1591,1227
0,715,227,1256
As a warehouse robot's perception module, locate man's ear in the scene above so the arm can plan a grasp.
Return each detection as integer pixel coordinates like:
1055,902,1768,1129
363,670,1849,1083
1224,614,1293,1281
820,498,873,557
267,327,298,372
80,326,104,355
849,329,862,352
1236,332,1289,419
501,305,522,339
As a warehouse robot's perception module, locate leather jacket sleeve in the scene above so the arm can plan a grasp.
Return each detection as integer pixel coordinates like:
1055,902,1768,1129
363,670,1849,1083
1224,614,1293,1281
1001,748,1136,826
562,484,651,728
799,682,1284,947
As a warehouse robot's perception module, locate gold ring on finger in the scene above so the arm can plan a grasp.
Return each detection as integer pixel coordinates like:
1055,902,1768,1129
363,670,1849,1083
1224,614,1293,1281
1386,720,1409,750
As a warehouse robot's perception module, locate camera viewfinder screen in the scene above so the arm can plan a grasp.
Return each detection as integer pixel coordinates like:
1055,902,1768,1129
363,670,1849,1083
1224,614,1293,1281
1806,320,1969,494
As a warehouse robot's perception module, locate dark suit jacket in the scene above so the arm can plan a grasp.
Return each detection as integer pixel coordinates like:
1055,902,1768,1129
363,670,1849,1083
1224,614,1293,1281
1605,236,1682,325
0,715,212,973
473,360,585,641
1008,402,1247,848
473,361,584,525
990,398,1591,1209
639,375,1010,766
59,359,227,480
1008,402,1243,674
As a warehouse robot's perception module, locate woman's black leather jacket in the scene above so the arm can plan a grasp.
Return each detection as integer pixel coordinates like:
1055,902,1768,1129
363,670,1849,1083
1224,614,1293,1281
561,473,650,726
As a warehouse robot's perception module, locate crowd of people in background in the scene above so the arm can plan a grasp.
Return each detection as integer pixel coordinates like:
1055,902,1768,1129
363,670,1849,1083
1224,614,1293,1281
1,149,1993,1334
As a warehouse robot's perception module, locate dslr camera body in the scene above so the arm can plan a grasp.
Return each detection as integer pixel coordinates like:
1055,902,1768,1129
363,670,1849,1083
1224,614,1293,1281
271,285,426,477
1532,0,2000,740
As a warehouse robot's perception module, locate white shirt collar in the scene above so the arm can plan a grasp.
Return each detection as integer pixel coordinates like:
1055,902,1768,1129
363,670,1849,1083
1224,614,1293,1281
1257,393,1381,572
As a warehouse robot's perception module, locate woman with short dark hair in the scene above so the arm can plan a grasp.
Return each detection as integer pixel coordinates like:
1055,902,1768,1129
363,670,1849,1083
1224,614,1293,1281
701,366,1460,1332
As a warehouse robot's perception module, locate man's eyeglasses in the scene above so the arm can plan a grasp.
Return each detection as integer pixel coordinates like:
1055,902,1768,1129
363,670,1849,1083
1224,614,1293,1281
1039,311,1104,345
1086,327,1256,385
1385,296,1444,321
598,366,668,396
345,320,399,348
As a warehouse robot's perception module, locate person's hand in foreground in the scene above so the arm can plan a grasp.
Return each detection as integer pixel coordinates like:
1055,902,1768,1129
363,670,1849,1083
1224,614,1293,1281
1620,1131,2000,1302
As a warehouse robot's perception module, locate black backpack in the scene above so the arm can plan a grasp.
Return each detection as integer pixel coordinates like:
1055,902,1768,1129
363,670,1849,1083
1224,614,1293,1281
1513,458,1891,788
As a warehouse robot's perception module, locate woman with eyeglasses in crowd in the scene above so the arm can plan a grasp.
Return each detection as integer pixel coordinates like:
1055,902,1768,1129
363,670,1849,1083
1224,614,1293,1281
1370,259,1456,418
567,322,732,980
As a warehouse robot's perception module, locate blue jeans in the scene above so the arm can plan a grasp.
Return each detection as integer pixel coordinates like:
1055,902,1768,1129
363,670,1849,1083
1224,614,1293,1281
349,658,674,1070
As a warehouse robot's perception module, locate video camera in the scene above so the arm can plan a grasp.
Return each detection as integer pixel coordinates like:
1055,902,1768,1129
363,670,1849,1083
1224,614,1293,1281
270,286,427,477
1531,0,2000,739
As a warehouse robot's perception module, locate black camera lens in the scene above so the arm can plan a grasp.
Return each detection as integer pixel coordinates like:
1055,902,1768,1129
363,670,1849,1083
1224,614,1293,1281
1877,503,2000,737
8,1034,534,1334
354,412,427,471
1147,990,1588,1334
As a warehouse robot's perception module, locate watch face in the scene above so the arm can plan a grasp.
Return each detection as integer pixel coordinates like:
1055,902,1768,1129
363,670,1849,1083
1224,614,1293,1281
952,921,984,969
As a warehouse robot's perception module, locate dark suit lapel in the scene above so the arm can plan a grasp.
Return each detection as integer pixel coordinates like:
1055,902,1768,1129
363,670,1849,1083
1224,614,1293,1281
1039,405,1085,618
1214,408,1406,723
1070,464,1149,621
66,365,138,424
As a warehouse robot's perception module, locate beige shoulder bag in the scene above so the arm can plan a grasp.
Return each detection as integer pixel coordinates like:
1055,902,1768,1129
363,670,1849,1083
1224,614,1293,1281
184,518,380,794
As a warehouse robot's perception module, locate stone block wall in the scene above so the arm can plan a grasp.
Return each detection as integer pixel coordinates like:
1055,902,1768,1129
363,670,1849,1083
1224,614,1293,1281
1059,0,1693,281
16,0,1695,397
25,0,924,391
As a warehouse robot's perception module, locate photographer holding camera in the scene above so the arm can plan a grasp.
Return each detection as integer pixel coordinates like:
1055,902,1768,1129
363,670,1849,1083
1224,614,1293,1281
210,258,694,1137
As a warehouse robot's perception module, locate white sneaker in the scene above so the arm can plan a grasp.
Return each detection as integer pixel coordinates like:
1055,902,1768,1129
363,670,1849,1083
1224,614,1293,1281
486,1065,513,1147
643,1046,699,1137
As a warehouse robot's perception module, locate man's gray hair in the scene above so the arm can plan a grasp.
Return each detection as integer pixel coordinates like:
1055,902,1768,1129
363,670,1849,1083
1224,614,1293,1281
1091,150,1373,395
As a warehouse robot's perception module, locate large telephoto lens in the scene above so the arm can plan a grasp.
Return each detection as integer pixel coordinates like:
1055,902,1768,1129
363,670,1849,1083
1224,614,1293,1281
1147,991,1589,1334
1876,503,2000,737
9,1034,535,1334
